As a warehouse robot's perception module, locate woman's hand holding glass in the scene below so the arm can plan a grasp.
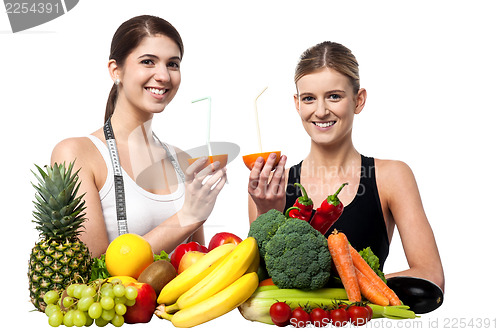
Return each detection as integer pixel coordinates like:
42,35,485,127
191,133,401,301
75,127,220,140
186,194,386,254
179,157,227,226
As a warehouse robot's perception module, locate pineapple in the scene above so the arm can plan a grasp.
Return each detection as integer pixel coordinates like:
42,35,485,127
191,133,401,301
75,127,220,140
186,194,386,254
28,161,92,312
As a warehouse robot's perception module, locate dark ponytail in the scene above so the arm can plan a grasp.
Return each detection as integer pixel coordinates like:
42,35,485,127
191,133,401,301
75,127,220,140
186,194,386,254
104,15,184,124
104,84,118,123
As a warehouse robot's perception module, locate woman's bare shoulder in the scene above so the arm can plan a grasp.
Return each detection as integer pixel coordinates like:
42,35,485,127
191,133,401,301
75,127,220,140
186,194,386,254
373,158,419,201
51,135,103,167
374,158,414,180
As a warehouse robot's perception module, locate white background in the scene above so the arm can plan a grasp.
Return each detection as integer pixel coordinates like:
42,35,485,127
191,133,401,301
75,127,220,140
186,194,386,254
1,0,499,330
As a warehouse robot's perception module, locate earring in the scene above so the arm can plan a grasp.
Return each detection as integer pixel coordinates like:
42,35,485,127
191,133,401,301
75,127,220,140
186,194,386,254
114,78,120,86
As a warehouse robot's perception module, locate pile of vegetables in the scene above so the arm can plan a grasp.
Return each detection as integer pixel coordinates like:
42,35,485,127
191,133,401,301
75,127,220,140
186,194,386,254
239,285,417,326
242,191,420,327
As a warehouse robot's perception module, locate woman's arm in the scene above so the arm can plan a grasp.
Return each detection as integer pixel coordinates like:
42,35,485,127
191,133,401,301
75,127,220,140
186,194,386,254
190,226,205,246
51,137,110,258
52,139,224,257
247,154,288,223
144,157,226,254
377,160,445,291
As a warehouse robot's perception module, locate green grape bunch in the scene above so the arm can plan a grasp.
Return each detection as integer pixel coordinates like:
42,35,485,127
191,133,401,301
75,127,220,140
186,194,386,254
42,278,138,327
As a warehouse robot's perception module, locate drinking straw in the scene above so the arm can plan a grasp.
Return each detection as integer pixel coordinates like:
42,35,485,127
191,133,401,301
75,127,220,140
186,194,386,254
254,87,268,153
192,96,212,157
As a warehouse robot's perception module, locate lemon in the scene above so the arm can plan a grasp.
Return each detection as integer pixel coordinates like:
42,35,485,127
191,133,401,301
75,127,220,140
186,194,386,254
106,234,154,279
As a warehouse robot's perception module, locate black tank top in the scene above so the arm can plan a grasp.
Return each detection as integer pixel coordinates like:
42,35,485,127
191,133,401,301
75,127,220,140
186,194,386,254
285,155,390,270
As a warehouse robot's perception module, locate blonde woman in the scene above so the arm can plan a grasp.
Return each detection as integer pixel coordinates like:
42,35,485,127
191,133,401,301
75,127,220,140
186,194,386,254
248,41,444,291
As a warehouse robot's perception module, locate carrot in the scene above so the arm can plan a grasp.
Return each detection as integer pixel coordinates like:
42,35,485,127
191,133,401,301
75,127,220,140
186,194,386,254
354,267,390,306
258,278,275,287
349,244,402,305
327,230,361,302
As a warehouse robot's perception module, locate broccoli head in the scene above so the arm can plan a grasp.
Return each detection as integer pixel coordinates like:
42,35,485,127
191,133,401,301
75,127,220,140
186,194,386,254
264,218,331,290
248,209,287,259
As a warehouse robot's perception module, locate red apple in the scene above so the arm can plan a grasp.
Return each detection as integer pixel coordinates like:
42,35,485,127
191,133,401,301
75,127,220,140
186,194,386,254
123,282,157,324
208,232,243,251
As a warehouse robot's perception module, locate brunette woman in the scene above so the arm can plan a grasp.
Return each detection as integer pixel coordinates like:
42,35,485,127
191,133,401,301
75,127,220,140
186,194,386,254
52,15,227,257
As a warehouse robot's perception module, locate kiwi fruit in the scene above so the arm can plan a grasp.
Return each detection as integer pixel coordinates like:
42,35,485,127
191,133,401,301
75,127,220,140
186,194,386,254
137,260,177,297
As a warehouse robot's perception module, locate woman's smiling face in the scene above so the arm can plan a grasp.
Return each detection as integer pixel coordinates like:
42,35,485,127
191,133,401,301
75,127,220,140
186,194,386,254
115,34,181,117
294,67,365,147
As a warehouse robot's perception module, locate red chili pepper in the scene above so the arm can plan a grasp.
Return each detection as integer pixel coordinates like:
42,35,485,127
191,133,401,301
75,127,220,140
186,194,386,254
285,183,314,221
310,183,348,234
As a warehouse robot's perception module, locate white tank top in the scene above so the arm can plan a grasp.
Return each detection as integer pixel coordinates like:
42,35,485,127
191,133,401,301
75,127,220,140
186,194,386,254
86,135,185,242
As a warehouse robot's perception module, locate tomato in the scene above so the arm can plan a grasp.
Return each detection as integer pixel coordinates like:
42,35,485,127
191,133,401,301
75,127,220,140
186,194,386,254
269,302,292,326
347,305,371,326
310,308,330,327
330,308,349,327
290,307,310,328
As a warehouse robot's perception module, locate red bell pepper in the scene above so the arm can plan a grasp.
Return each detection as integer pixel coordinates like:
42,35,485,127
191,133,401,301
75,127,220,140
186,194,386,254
285,183,314,221
170,241,208,272
309,183,348,234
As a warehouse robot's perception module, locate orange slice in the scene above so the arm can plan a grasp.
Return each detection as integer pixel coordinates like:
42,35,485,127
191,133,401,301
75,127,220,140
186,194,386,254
188,154,228,169
242,151,281,170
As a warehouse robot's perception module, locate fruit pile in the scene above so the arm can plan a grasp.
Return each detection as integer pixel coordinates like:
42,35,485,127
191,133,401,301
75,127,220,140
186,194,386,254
154,236,259,327
28,161,257,328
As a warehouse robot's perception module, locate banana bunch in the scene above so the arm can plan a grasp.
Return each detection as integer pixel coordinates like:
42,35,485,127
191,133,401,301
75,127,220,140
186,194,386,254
155,237,260,328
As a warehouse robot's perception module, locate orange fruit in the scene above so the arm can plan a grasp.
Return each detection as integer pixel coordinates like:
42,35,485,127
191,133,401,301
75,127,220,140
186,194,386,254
188,154,228,169
105,234,154,279
242,151,281,170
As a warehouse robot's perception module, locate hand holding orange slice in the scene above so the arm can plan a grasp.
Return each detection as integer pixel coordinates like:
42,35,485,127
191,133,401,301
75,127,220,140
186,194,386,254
242,151,281,171
188,154,228,169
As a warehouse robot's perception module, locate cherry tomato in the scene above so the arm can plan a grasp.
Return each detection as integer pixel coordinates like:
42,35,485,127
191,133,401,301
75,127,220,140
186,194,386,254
310,308,330,327
347,305,371,326
330,308,349,327
290,307,310,328
269,302,292,326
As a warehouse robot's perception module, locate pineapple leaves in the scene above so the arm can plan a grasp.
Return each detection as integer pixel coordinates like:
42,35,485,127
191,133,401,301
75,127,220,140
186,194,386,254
31,161,87,241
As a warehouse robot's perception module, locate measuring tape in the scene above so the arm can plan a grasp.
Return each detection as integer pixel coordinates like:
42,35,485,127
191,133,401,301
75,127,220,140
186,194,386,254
104,118,129,236
104,118,186,236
